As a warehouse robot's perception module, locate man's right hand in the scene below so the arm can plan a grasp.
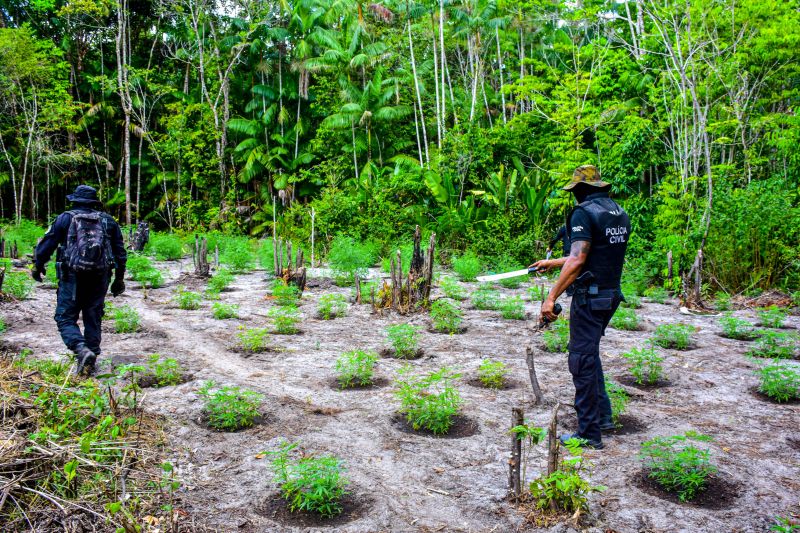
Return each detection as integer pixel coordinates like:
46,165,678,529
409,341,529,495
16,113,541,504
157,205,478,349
31,265,45,283
529,259,553,272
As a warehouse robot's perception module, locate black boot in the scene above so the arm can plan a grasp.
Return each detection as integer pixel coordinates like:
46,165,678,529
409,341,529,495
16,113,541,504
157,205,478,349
74,345,97,376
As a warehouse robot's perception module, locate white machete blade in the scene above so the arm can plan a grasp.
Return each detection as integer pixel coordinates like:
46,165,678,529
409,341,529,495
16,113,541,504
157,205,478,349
476,268,531,282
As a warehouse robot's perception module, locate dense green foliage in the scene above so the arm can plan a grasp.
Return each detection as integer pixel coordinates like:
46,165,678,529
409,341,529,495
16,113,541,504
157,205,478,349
430,299,463,333
639,432,716,502
334,350,379,388
755,361,800,403
385,323,421,358
395,366,462,435
622,347,664,385
477,359,508,389
198,381,264,431
1,0,799,292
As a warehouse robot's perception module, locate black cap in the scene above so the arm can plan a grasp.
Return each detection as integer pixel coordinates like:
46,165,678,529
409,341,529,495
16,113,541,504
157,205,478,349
66,185,102,206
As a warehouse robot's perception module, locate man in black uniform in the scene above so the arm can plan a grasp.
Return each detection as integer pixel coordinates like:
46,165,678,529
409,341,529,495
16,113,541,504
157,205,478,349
547,225,570,259
31,185,127,375
531,165,630,449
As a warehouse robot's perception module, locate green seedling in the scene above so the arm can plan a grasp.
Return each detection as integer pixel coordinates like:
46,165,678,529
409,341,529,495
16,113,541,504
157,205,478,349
610,307,639,330
452,251,481,282
755,361,800,402
147,354,184,387
207,268,235,295
771,516,800,532
237,327,270,353
395,366,462,435
269,305,301,334
212,302,239,319
477,359,508,389
198,380,263,431
499,296,526,320
328,235,378,286
529,438,605,513
271,280,300,306
747,330,798,359
430,299,463,333
2,270,34,299
174,286,201,310
269,440,349,518
471,287,501,310
651,323,695,349
440,276,467,300
334,350,379,388
385,324,421,359
113,305,141,333
318,293,348,320
604,378,629,426
543,320,570,352
509,422,547,484
719,314,760,340
715,292,732,311
220,239,254,272
149,233,184,260
621,347,664,385
127,254,164,289
639,432,716,502
757,306,788,329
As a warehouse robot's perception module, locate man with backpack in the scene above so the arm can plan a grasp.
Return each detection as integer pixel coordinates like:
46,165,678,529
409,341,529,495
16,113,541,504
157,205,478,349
31,185,127,376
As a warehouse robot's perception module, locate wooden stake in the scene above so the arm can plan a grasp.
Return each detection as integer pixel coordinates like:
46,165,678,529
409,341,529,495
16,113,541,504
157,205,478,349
509,407,524,499
546,403,562,477
355,275,362,304
667,250,673,280
525,346,544,405
311,207,315,267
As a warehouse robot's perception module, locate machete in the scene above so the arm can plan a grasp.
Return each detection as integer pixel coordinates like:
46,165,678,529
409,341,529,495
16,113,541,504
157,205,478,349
477,250,553,283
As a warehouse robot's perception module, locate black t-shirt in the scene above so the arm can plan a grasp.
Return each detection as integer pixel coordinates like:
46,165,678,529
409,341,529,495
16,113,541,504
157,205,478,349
568,209,592,243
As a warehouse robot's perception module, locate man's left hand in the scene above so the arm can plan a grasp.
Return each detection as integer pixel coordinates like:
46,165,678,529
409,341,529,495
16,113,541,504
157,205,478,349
540,297,559,323
31,265,45,283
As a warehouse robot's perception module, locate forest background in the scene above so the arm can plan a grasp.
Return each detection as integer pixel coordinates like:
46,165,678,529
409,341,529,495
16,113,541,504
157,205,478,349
1,0,799,294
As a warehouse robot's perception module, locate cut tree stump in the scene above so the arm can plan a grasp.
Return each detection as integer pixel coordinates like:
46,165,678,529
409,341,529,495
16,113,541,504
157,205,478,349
193,236,210,277
129,222,150,252
273,237,306,294
526,346,544,405
376,226,436,314
508,407,524,499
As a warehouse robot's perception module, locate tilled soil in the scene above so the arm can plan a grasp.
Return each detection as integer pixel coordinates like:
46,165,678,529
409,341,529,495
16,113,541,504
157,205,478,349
1,259,798,532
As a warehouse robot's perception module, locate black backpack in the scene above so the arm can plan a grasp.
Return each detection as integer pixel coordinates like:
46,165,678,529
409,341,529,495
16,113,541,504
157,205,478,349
63,211,112,272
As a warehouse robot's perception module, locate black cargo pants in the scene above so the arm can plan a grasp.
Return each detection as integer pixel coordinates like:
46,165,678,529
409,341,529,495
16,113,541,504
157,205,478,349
54,267,110,355
568,289,622,443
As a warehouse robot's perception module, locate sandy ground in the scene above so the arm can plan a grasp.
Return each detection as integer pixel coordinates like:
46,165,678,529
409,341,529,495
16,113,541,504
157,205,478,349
1,258,798,533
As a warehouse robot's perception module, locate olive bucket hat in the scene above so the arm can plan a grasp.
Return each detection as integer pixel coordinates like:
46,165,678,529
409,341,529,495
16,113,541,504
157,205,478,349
66,184,102,206
562,165,611,191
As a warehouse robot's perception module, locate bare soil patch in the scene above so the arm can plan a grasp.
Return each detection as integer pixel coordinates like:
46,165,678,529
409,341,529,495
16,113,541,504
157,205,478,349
390,412,480,439
464,376,523,390
326,376,391,391
427,324,469,334
632,469,741,510
617,375,673,390
379,347,426,360
256,492,368,528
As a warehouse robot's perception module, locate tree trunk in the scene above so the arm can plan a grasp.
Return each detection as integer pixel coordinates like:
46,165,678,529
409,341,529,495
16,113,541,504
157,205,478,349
525,346,544,405
508,407,524,499
408,21,430,166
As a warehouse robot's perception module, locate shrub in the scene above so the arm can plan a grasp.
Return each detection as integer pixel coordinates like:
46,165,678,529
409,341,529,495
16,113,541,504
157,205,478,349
1,219,44,250
220,238,254,272
317,293,347,320
237,327,270,353
395,366,462,435
271,280,300,306
604,379,629,426
149,233,184,260
328,235,378,285
334,350,379,388
477,359,508,389
112,305,141,333
147,354,183,387
622,347,664,385
385,324,421,358
715,292,732,311
212,302,239,319
757,306,788,329
610,307,639,330
0,316,5,334
269,305,301,334
380,244,413,276
498,296,526,320
430,299,463,333
651,324,694,349
719,314,760,340
639,432,717,502
644,286,669,304
440,276,467,300
174,286,201,310
452,251,481,282
126,254,164,288
207,268,235,294
257,239,275,269
270,441,349,518
529,439,604,514
2,270,34,299
755,361,800,402
198,380,263,431
543,320,570,352
747,331,798,359
620,286,642,309
471,287,501,310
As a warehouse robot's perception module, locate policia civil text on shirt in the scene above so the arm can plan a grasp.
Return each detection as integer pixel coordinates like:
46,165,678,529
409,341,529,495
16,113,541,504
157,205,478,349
529,165,631,450
31,185,128,376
